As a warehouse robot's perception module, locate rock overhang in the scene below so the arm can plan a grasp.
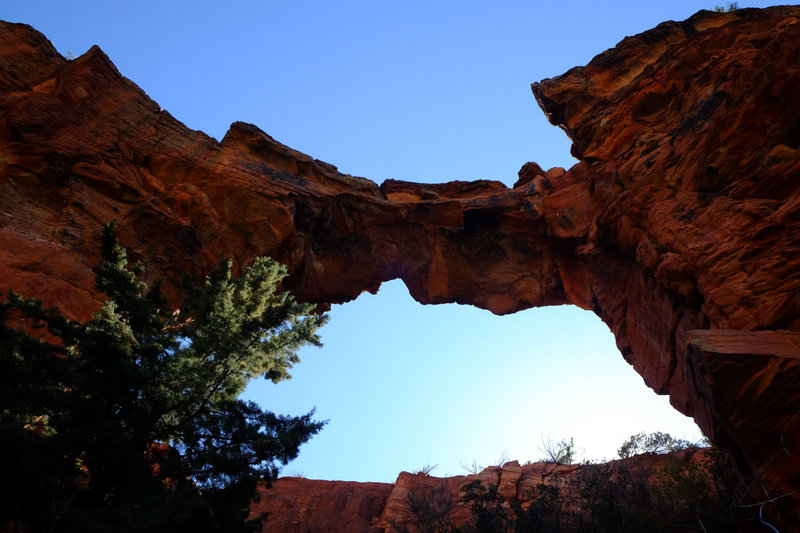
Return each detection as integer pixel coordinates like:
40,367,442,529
1,6,800,524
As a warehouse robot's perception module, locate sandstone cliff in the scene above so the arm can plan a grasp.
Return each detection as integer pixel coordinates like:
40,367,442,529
1,5,800,524
251,462,581,532
253,454,708,532
248,477,393,532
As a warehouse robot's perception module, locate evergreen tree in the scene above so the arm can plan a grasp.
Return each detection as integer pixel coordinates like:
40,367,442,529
0,223,327,532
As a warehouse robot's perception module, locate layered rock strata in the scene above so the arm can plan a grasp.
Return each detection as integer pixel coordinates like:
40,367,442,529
1,5,799,522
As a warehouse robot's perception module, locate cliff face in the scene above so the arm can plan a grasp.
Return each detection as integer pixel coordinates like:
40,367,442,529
247,478,393,532
251,462,583,532
1,5,800,522
531,7,800,513
254,454,707,532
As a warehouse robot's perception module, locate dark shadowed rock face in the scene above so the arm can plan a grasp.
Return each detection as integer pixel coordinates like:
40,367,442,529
1,6,799,524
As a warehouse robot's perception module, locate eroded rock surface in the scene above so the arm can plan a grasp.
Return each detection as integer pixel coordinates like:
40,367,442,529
531,7,800,517
248,478,392,532
256,456,686,532
1,5,800,523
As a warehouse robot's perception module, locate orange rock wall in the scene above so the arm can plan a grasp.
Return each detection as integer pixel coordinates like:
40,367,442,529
1,6,800,523
248,478,393,532
256,456,691,532
531,8,800,515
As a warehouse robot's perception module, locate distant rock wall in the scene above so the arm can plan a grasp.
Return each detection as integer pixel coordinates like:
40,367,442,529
1,6,799,523
254,455,690,532
252,462,580,532
248,478,393,532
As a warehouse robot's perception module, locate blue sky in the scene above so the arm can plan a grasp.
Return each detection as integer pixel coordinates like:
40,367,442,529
6,0,782,482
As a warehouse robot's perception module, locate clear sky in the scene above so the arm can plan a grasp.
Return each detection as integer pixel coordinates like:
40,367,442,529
6,0,783,482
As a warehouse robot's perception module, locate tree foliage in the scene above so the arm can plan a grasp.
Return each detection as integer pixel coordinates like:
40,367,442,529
617,431,699,459
399,481,455,533
0,223,327,531
539,437,576,465
712,2,738,12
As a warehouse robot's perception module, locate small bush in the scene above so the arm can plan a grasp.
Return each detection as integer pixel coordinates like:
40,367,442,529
712,2,738,12
539,437,576,465
400,482,455,533
618,431,700,458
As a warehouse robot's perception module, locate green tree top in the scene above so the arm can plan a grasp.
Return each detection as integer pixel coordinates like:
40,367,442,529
618,431,701,459
712,2,738,12
1,223,328,532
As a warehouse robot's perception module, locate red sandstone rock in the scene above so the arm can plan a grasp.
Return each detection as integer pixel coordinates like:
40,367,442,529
1,5,800,525
531,8,800,520
259,456,685,532
496,460,522,502
249,477,392,532
686,330,800,500
378,471,471,531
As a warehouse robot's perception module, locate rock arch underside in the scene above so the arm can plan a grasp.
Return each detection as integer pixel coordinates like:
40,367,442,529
2,6,800,525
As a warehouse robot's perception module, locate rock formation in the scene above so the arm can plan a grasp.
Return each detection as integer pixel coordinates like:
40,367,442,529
247,478,393,532
252,462,581,532
254,454,703,532
1,5,799,524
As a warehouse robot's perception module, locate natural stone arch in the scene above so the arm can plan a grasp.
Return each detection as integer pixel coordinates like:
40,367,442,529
2,6,800,521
